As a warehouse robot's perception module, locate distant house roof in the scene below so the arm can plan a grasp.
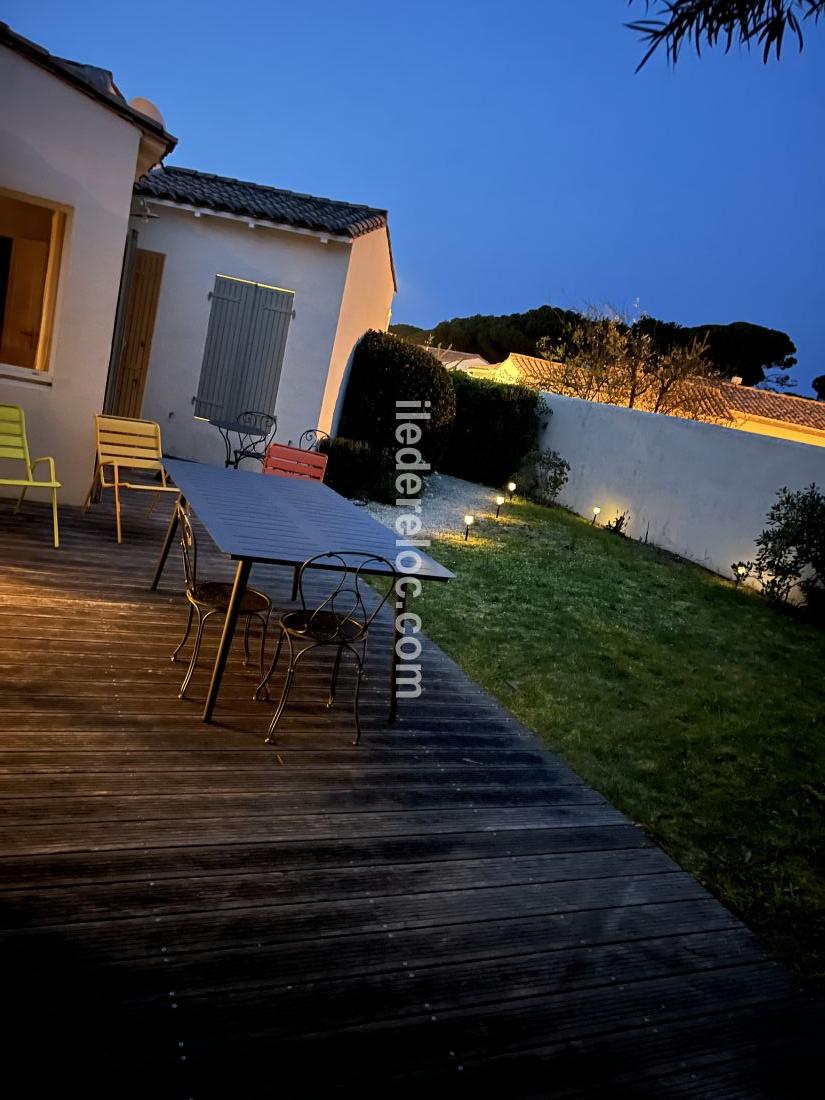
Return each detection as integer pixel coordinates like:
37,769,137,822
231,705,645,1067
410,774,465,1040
0,21,177,153
419,346,490,370
501,352,825,434
135,165,389,241
699,380,825,432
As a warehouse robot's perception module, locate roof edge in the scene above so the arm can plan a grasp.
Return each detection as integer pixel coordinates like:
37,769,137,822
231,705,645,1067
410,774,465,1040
134,165,386,240
137,195,357,243
0,21,177,155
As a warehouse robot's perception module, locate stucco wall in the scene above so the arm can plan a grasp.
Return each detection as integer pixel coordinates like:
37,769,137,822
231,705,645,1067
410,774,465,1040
0,47,142,504
540,392,825,579
137,207,352,465
321,225,395,434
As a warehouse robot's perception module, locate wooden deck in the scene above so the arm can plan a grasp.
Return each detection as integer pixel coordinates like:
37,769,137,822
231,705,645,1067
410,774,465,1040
0,493,821,1098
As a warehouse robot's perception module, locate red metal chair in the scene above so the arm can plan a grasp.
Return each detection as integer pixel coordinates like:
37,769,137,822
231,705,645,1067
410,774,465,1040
262,443,328,482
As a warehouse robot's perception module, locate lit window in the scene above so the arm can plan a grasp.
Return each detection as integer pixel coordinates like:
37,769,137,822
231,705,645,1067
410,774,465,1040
0,190,66,373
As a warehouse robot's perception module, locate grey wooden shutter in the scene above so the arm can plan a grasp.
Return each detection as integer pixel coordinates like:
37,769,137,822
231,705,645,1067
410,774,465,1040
194,276,293,421
228,284,294,416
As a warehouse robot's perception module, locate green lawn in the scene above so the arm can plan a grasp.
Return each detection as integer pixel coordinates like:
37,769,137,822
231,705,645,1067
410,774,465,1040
419,499,825,985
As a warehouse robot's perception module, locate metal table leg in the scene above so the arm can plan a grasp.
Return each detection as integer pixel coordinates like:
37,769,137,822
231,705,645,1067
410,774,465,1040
151,495,184,590
203,558,252,722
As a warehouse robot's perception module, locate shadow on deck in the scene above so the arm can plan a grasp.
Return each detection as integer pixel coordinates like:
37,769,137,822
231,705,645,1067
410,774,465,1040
0,493,821,1098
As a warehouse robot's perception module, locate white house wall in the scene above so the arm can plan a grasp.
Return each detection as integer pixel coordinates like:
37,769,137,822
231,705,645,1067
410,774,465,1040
0,47,142,505
540,392,825,581
137,207,352,465
321,225,395,434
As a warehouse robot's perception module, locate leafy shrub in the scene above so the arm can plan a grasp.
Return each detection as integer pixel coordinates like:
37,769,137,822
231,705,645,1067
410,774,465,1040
605,510,630,536
752,484,825,609
440,372,546,487
318,437,395,504
337,330,456,467
516,448,569,505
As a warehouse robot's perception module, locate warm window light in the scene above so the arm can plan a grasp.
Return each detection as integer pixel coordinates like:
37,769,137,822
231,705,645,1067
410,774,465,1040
591,506,601,525
463,514,474,540
495,494,505,518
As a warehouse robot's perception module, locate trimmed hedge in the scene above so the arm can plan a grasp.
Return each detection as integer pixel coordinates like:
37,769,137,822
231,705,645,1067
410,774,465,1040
337,330,456,467
441,372,546,486
318,437,395,504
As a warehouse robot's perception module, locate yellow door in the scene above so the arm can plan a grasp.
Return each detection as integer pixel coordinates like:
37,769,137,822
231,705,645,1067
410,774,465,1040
0,238,49,368
108,248,165,419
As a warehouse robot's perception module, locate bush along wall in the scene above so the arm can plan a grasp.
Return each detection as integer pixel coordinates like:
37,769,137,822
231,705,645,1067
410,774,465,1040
441,372,547,486
318,437,395,504
337,330,456,468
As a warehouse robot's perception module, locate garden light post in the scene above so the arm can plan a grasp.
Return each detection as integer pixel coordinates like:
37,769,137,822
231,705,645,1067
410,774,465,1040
731,561,749,587
464,514,474,541
507,481,516,501
592,506,601,525
495,494,505,518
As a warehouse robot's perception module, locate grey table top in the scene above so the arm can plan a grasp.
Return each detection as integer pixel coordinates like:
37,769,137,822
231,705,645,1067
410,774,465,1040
163,458,454,581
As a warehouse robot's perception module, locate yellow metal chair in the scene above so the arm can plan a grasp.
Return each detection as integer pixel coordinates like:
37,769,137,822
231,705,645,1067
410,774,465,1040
0,404,60,547
82,414,178,543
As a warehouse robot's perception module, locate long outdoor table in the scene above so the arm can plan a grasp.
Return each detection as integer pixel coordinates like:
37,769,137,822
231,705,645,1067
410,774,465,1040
151,458,453,723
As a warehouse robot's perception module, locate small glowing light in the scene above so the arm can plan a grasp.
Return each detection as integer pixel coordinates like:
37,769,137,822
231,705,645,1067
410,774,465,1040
593,506,601,516
495,495,505,506
731,561,750,586
507,482,516,493
464,514,475,526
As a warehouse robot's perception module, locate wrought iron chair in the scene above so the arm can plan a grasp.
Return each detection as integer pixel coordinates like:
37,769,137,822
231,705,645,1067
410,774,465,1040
230,411,277,468
298,429,331,452
255,552,396,745
171,502,272,698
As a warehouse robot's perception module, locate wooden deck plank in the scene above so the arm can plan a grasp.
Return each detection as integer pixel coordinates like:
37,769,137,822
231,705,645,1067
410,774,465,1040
0,497,821,1097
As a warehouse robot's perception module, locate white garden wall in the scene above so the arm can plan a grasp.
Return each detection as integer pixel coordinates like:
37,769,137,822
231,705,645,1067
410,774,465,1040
539,392,825,579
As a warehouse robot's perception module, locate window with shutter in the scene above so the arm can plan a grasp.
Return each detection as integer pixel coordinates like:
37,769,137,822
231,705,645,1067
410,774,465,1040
194,274,294,422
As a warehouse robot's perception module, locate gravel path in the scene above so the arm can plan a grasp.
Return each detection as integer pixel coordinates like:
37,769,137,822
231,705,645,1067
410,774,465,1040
364,471,508,539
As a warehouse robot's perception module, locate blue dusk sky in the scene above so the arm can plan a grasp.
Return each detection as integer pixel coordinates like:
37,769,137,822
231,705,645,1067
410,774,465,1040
7,0,824,391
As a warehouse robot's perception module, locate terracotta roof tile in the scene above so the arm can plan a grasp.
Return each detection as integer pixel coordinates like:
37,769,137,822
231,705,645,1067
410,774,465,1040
504,353,825,433
723,383,825,431
135,165,388,240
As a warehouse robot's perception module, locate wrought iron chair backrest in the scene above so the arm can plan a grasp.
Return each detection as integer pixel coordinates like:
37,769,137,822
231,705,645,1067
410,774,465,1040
296,552,397,643
176,502,198,595
231,411,278,466
236,410,276,438
298,429,331,452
